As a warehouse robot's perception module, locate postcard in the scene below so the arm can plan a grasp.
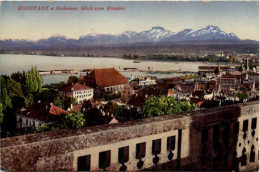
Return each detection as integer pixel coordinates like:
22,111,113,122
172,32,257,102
0,1,259,171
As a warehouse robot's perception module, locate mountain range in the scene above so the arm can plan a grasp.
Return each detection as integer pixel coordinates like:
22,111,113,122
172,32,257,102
0,25,258,49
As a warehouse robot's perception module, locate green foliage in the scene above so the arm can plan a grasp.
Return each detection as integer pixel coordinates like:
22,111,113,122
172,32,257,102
36,123,51,133
11,95,26,111
116,106,141,122
24,66,43,95
82,100,93,111
0,76,12,109
84,107,104,126
103,91,121,101
54,96,64,109
25,93,34,106
104,101,119,116
0,103,4,124
11,71,25,84
58,111,85,129
63,97,77,110
237,90,249,102
67,76,79,85
141,96,196,118
6,78,23,97
43,81,66,90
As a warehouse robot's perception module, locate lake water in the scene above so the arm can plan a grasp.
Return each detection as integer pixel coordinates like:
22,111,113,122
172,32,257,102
0,54,219,85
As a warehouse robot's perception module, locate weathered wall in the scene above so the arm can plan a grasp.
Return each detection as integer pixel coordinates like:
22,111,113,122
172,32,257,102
1,101,259,171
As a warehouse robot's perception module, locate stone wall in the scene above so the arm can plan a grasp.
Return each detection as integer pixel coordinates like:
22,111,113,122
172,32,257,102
1,101,259,171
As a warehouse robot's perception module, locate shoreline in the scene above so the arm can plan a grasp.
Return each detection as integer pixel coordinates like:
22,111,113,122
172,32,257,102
1,53,236,65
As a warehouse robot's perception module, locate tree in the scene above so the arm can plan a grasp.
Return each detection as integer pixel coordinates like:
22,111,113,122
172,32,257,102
84,107,104,126
58,111,85,129
0,76,12,109
6,78,23,97
116,107,140,122
36,123,51,133
63,97,77,110
237,90,249,102
141,96,196,118
0,103,4,125
67,76,79,85
82,100,93,112
104,101,119,117
54,96,64,109
24,66,43,96
11,71,25,84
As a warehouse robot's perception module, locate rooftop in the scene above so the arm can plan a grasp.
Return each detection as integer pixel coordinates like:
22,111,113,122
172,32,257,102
80,68,128,88
17,103,68,123
60,83,92,91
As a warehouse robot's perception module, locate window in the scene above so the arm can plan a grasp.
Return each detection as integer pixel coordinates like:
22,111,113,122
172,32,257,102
77,155,91,171
167,136,176,151
152,139,161,155
243,120,248,132
99,150,111,170
118,146,129,163
136,142,146,159
252,118,257,129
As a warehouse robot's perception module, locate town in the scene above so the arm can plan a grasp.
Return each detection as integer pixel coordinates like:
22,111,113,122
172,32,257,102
0,1,259,171
1,55,258,137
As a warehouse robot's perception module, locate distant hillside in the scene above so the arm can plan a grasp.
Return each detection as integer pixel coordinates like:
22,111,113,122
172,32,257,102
0,25,258,50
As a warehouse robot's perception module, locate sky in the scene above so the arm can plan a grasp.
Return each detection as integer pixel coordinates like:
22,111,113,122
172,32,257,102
0,1,259,41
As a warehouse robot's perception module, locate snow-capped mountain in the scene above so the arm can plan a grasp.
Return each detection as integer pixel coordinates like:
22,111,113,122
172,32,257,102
0,25,256,49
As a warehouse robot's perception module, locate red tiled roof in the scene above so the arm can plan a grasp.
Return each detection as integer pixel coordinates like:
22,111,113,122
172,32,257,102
60,83,92,91
17,103,68,123
80,68,128,88
72,104,83,112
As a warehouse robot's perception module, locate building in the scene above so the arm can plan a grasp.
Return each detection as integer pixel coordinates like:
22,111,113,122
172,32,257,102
156,77,183,84
138,76,157,86
121,83,135,102
16,102,68,128
59,83,94,104
173,83,195,100
79,68,128,97
198,65,232,78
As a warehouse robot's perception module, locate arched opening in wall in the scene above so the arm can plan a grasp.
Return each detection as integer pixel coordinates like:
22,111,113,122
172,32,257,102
77,155,91,171
99,150,111,171
118,146,129,171
136,142,146,169
167,136,175,160
251,118,257,137
250,145,255,163
152,139,161,164
251,118,257,130
243,120,248,132
241,148,247,166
